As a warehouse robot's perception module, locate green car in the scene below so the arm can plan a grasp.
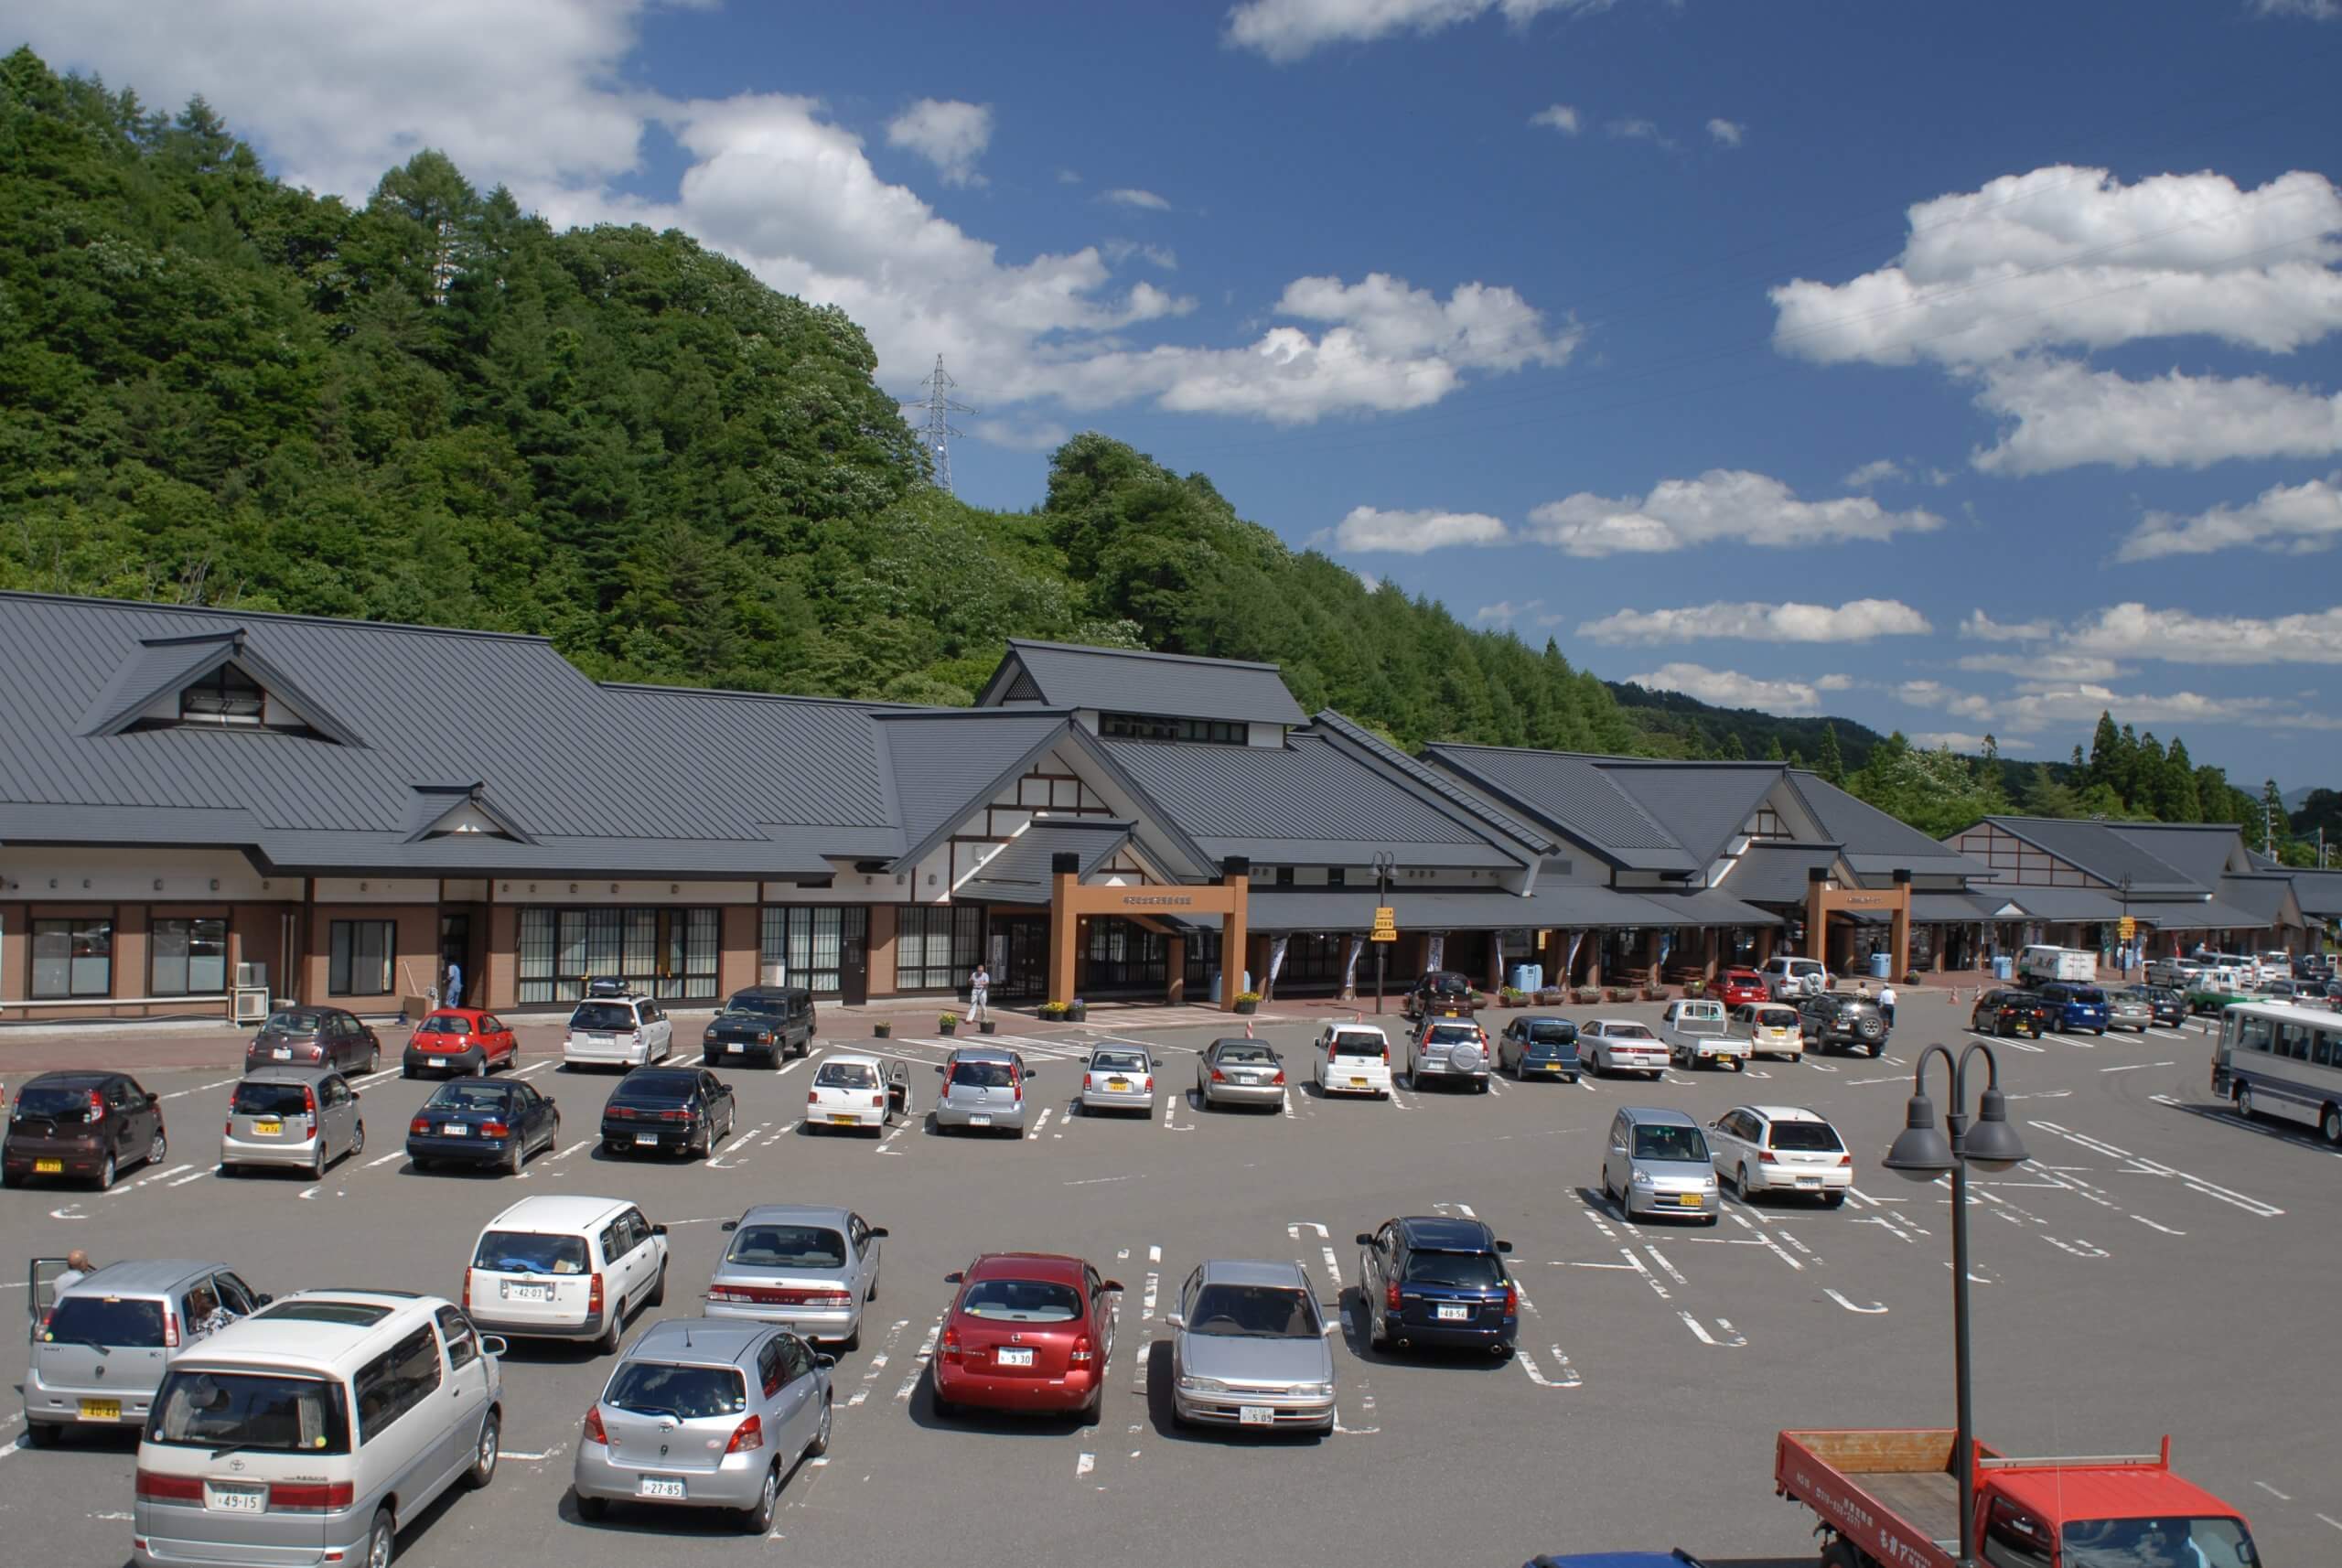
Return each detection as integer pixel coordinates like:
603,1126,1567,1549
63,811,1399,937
2185,985,2252,1015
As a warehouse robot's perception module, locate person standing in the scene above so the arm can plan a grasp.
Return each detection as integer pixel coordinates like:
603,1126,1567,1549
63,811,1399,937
1878,982,1897,1029
968,961,991,1025
443,958,465,1011
53,1249,94,1293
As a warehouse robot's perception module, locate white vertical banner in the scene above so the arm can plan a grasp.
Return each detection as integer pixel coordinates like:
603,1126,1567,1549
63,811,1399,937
1341,935,1363,999
1426,934,1445,972
1565,931,1584,986
1492,930,1506,987
1268,935,1289,985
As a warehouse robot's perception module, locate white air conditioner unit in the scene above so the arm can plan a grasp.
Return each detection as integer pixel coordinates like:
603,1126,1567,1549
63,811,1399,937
235,961,268,991
232,986,270,1025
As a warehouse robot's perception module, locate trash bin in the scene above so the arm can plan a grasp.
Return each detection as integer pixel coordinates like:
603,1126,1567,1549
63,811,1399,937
1868,952,1892,980
1993,955,2014,981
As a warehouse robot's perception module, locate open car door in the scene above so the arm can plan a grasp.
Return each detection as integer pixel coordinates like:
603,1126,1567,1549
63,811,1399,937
27,1257,70,1339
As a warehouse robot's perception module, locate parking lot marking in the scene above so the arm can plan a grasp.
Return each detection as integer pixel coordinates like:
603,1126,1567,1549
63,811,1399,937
2132,1215,2186,1236
161,1077,239,1101
2042,1235,2109,1259
1824,1289,1887,1314
167,1167,211,1186
1321,1246,1343,1289
1678,1312,1744,1348
1846,1074,1905,1086
1286,1222,1329,1238
2031,1121,2285,1216
2316,1513,2342,1534
1075,1452,1095,1478
114,1161,195,1193
2100,1061,2173,1073
1619,1248,1670,1301
549,1137,592,1163
892,1318,940,1402
1142,1270,1161,1320
1643,1245,1687,1285
364,1150,403,1168
1517,1348,1565,1389
1027,1108,1053,1140
1969,1030,2046,1054
848,1319,910,1407
2253,1481,2291,1500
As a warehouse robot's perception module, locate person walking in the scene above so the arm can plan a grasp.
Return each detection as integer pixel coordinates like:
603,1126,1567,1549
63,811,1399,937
968,962,991,1026
1877,982,1897,1029
443,958,465,1010
53,1249,94,1293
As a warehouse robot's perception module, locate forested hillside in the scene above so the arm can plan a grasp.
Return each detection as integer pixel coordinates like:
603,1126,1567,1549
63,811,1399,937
0,46,2300,845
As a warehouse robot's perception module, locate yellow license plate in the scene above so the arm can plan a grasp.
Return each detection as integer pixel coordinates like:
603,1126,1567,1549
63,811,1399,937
34,1159,62,1174
253,1119,283,1136
78,1399,120,1422
1108,1079,1130,1090
1677,1194,1703,1208
829,1114,857,1126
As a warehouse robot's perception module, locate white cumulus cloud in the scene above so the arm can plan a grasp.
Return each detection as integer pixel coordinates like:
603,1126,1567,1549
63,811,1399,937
2116,471,2342,560
1814,673,1855,691
1954,651,2130,682
1523,469,1942,556
1770,166,2342,368
1102,187,1172,210
1529,103,1581,134
884,98,992,187
1959,610,2054,642
1224,0,1608,61
1314,506,1509,553
1577,598,1932,645
2060,604,2342,665
1624,663,1822,716
1970,359,2342,474
1842,457,1907,487
1473,598,1542,622
970,418,1073,452
1706,117,1745,147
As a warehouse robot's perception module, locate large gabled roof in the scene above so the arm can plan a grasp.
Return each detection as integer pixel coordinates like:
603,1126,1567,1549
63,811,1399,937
2103,822,2253,887
1782,772,1983,875
978,639,1307,726
1419,744,1698,872
1600,762,1782,867
1963,815,2198,893
2291,868,2342,918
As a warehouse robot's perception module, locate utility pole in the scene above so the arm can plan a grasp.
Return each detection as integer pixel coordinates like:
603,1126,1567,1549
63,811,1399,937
914,355,973,495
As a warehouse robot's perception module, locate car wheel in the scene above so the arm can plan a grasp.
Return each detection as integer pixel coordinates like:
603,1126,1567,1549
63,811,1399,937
349,1122,365,1162
1475,1076,1490,1094
1367,1305,1391,1351
147,1127,167,1167
401,1063,415,1079
504,1137,523,1176
1736,1163,1752,1197
2321,1103,2342,1145
363,1507,395,1568
366,1044,381,1074
310,1144,328,1181
597,1297,626,1355
575,1491,606,1522
1702,1212,1721,1228
808,1396,833,1457
1868,1044,1883,1058
467,1408,500,1489
2236,1085,2255,1120
740,1462,781,1535
22,1420,56,1447
647,1262,666,1309
1822,1191,1847,1208
470,1053,488,1078
95,1152,116,1190
842,1323,860,1352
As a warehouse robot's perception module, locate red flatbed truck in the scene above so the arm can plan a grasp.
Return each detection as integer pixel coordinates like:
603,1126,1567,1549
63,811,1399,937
1775,1428,2261,1567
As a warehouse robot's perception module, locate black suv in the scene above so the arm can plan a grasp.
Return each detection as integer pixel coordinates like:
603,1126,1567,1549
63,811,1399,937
1354,1215,1518,1357
702,985,815,1066
1796,993,1887,1057
1402,971,1476,1022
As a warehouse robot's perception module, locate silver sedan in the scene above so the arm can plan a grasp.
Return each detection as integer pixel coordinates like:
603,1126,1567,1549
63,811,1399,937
1080,1046,1157,1115
1196,1038,1285,1111
1168,1259,1335,1434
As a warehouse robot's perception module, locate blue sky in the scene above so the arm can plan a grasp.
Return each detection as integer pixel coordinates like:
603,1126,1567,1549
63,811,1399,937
18,0,2342,783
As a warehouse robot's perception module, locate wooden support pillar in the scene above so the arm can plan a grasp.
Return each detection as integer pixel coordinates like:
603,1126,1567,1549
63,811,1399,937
1049,862,1079,1005
1805,868,1829,961
1890,870,1913,983
1219,872,1248,1011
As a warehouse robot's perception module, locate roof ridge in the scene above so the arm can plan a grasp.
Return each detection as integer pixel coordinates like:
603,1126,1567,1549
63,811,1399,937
0,588,558,647
600,682,924,712
872,705,1078,723
1007,638,1284,673
1309,709,1553,856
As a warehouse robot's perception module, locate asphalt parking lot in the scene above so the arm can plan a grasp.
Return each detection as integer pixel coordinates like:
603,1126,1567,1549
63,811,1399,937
5,988,2338,1567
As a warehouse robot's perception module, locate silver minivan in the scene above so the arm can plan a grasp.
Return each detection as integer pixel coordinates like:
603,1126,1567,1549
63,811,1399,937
220,1067,365,1179
1598,1106,1720,1225
25,1259,267,1443
133,1290,503,1568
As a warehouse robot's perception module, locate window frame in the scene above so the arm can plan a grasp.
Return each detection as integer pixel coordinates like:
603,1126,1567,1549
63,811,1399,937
31,918,114,999
328,919,395,997
435,1307,479,1371
150,916,229,997
177,663,266,724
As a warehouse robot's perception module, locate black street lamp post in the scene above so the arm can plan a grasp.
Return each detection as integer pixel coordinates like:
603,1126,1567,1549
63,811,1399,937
1371,852,1396,1016
1881,1040,2031,1568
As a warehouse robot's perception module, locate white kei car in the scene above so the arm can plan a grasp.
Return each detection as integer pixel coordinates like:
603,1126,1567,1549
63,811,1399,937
1703,1105,1853,1207
1314,1025,1394,1098
804,1053,909,1134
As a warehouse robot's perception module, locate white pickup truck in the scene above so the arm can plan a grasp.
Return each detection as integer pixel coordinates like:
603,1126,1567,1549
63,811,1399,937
1660,998,1748,1071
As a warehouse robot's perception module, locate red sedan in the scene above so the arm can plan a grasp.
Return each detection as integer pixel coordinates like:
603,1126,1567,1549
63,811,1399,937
402,1008,520,1078
931,1252,1122,1422
1717,969,1769,1008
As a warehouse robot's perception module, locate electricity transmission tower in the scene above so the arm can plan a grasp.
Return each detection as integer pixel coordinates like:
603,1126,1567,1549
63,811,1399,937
914,356,974,494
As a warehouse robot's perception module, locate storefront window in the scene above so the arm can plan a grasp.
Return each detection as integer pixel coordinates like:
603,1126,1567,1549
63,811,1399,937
329,920,394,996
1273,932,1347,988
1184,929,1222,995
1083,918,1166,991
152,918,229,995
758,907,868,998
897,907,982,992
32,918,113,999
515,906,719,1003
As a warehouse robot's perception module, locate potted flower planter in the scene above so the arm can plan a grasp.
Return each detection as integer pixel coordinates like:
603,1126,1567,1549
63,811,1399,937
1536,987,1564,1007
1233,993,1262,1015
1037,1002,1069,1021
938,1015,957,1037
1068,1000,1088,1023
873,1020,891,1039
979,1019,997,1035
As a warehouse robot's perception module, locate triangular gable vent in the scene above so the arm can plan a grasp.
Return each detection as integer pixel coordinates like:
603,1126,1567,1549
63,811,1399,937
407,783,531,843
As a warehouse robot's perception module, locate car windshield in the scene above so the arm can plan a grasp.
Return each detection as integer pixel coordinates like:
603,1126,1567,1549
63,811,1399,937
960,1278,1082,1323
1187,1283,1317,1337
1632,1124,1709,1162
16,1083,102,1121
1601,1024,1655,1041
570,1004,638,1032
1425,1026,1477,1045
613,1072,696,1103
2060,1517,2256,1568
951,1061,1014,1089
604,1363,747,1422
255,1302,390,1326
724,994,790,1016
1755,1009,1799,1027
2069,988,2106,1004
1767,1121,1844,1152
1526,1023,1577,1045
1402,1250,1505,1289
148,1370,349,1455
1421,973,1469,993
429,1082,512,1112
231,1080,312,1116
262,1011,327,1034
1216,1043,1275,1064
727,1225,847,1270
1327,1034,1383,1058
473,1231,588,1274
47,1294,166,1348
1091,1050,1148,1071
814,1061,876,1089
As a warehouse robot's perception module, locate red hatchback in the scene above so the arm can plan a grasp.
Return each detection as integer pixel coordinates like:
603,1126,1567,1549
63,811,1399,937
403,1009,520,1078
931,1252,1123,1422
1718,969,1768,1008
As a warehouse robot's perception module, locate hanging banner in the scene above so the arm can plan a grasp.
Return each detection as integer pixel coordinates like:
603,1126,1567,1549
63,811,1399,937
1268,935,1289,985
1565,931,1584,986
1341,934,1364,1000
1426,934,1445,972
1492,929,1506,985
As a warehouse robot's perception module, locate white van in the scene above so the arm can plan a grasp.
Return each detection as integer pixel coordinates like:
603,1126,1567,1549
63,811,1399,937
133,1290,502,1568
2015,945,2096,984
463,1195,669,1354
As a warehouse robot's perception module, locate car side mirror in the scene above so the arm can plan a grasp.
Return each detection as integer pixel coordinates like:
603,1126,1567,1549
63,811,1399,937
1496,1240,1513,1254
944,1271,963,1284
721,1219,737,1232
1101,1279,1123,1293
1165,1312,1185,1329
1354,1233,1375,1247
255,1294,274,1307
933,1064,945,1073
350,1090,361,1101
867,1227,889,1240
479,1336,509,1359
651,1224,669,1237
815,1353,835,1370
1610,1144,1628,1155
1026,1068,1038,1079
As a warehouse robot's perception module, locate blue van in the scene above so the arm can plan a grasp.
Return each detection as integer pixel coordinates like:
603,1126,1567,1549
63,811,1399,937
2035,981,2110,1036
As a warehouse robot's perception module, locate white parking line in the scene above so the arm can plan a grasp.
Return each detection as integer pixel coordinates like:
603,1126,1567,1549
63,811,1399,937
365,1150,404,1168
1678,1312,1745,1348
167,1167,212,1187
161,1077,239,1101
1026,1108,1054,1140
892,1319,940,1402
848,1320,909,1407
2100,1061,2173,1073
1824,1289,1888,1314
1075,1452,1095,1478
2132,1215,2186,1236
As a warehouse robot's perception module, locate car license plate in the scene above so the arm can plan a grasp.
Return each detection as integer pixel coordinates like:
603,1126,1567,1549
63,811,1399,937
34,1158,61,1174
1109,1079,1130,1090
1239,1405,1275,1425
634,1133,659,1146
78,1398,120,1422
208,1482,267,1513
587,1034,613,1046
442,1122,468,1136
253,1118,283,1136
1542,1062,1563,1071
272,1047,292,1060
728,1042,745,1052
997,1348,1035,1366
829,1114,857,1126
968,1113,991,1126
502,1281,552,1302
1349,1077,1369,1087
638,1476,686,1500
1677,1194,1703,1208
1435,1305,1469,1322
1797,1176,1820,1187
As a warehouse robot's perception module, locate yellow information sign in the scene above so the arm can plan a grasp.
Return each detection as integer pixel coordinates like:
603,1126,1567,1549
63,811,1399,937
1370,906,1398,943
2117,916,2136,940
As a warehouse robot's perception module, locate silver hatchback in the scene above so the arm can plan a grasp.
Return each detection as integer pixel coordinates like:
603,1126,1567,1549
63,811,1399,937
1197,1038,1286,1110
933,1047,1035,1133
1599,1105,1720,1225
1080,1046,1158,1115
573,1318,832,1535
220,1066,365,1178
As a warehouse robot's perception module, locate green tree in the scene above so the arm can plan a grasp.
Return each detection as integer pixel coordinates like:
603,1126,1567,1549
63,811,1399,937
1817,723,1846,785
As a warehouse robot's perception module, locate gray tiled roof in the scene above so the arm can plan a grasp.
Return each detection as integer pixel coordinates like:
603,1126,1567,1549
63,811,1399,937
1101,733,1521,868
985,639,1308,726
1311,711,1555,854
1420,745,1696,872
1713,843,1838,904
955,820,1134,905
1602,764,1782,867
1966,817,2197,893
2214,875,2294,924
878,709,1076,858
1632,885,1784,928
75,632,239,736
2290,868,2342,918
2104,822,2249,888
1784,773,1983,874
1243,884,1681,933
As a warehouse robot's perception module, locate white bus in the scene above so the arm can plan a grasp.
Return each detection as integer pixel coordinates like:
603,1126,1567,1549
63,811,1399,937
2211,1000,2342,1144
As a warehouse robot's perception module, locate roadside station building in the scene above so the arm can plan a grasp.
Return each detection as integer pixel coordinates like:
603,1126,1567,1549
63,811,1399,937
0,591,2311,1027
